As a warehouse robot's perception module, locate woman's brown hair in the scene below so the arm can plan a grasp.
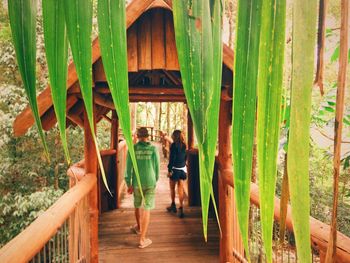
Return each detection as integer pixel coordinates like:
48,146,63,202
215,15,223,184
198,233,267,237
171,130,186,149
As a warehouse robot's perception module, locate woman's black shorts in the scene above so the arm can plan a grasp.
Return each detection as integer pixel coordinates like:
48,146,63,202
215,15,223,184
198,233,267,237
170,169,187,181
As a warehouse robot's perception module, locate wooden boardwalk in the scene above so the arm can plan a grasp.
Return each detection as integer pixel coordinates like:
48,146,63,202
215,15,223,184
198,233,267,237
99,144,220,263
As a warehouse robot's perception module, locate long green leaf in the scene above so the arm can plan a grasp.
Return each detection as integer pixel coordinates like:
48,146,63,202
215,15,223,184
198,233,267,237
42,0,70,164
232,0,262,260
173,0,223,240
257,0,286,261
8,0,49,160
97,0,143,198
287,0,318,262
279,153,289,244
63,0,109,192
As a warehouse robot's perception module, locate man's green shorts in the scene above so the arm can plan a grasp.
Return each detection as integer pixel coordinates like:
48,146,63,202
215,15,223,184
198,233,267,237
133,187,155,210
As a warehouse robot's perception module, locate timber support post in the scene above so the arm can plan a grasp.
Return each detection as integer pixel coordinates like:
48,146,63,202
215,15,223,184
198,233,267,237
111,111,120,208
84,107,99,263
218,99,234,262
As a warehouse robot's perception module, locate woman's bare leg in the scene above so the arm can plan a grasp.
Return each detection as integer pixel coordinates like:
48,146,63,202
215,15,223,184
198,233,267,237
177,180,184,208
169,179,176,203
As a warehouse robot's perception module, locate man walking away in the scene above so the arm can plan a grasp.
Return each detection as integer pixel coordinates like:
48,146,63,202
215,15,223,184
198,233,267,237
125,127,160,248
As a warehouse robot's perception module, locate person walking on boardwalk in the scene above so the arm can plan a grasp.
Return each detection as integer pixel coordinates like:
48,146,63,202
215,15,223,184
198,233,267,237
125,127,160,249
166,130,187,218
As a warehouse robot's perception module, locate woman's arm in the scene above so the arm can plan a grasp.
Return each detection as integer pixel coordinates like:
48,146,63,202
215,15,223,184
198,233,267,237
167,143,176,172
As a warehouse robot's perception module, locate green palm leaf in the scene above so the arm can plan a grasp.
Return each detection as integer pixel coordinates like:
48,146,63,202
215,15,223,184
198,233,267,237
8,0,49,160
173,0,223,240
97,0,143,197
232,0,262,260
257,0,286,261
63,0,109,192
42,0,70,164
287,0,318,262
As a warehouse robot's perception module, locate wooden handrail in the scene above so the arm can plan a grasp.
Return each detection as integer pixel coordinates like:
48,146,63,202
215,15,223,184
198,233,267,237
0,174,96,263
219,169,350,262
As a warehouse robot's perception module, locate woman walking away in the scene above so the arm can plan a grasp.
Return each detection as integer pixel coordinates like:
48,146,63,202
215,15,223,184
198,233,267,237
166,130,187,218
125,127,160,249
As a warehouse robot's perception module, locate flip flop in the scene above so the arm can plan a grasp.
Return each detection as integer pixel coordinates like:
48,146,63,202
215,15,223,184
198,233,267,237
130,224,140,235
138,238,152,249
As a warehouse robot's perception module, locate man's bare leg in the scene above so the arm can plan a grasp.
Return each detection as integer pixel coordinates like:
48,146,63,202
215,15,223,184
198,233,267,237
140,209,151,245
135,208,141,231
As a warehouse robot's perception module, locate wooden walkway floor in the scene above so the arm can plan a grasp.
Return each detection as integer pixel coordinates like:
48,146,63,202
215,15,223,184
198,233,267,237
99,144,220,263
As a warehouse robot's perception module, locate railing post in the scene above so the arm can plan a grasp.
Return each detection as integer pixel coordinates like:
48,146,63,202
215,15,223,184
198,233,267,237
111,111,119,208
84,108,98,263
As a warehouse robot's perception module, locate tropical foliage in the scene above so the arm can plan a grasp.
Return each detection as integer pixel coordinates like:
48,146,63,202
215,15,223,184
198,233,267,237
2,0,349,261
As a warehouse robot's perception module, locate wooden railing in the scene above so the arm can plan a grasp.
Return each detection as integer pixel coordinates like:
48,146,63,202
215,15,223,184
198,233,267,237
0,173,96,263
219,169,350,263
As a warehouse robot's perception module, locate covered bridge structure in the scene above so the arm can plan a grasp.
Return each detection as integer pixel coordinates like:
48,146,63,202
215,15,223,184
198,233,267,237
1,0,350,262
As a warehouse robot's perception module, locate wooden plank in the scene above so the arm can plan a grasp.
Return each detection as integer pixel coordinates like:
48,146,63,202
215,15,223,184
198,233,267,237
93,58,106,82
130,95,186,102
67,81,81,94
165,12,179,70
95,84,184,95
0,174,96,263
147,0,172,11
127,23,138,72
126,0,156,29
137,13,152,70
151,9,166,69
41,95,78,130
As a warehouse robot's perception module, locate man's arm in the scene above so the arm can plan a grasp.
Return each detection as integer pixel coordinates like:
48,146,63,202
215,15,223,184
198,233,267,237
167,143,176,172
153,147,160,182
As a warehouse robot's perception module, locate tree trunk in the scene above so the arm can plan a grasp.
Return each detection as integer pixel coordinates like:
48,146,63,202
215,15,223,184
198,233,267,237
166,102,170,135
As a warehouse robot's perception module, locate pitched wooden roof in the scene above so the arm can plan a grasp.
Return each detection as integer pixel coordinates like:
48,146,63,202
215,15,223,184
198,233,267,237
13,0,234,137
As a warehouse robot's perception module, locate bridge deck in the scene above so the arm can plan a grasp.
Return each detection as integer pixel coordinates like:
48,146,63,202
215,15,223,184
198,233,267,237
98,144,220,263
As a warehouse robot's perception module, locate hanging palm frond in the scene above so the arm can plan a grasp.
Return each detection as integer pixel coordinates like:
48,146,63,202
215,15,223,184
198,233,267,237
63,0,109,192
173,0,223,240
287,0,318,262
8,0,50,160
232,0,262,259
257,0,286,261
97,0,143,197
42,0,70,164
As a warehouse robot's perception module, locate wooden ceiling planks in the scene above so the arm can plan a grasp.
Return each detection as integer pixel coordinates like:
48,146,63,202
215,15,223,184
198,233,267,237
151,9,166,69
137,13,152,70
127,23,138,72
165,12,179,70
130,8,180,71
